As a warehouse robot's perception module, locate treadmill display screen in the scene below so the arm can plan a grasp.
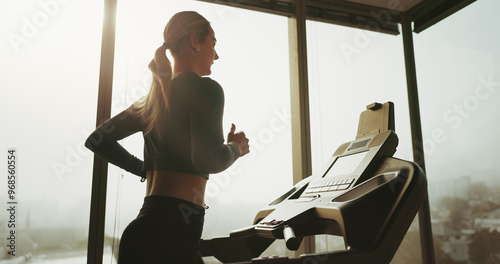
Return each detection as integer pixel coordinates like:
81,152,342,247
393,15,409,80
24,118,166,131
324,151,368,178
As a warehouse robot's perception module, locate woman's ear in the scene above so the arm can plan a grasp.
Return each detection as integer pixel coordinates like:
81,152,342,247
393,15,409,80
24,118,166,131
189,33,199,51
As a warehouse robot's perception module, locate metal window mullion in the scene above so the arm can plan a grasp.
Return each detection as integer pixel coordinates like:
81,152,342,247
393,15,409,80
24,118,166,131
289,0,314,255
87,0,118,263
289,0,311,184
400,12,436,264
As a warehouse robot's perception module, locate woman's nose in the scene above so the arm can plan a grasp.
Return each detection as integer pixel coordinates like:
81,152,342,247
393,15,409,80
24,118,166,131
214,50,219,60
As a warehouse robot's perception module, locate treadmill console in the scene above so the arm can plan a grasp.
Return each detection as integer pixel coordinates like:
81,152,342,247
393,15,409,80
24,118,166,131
300,129,397,200
199,102,428,264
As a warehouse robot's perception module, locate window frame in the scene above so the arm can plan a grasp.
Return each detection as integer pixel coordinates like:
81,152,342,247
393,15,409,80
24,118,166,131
87,0,478,263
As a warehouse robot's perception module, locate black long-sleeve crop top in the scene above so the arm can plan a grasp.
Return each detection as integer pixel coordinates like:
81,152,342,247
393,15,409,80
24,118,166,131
85,71,240,180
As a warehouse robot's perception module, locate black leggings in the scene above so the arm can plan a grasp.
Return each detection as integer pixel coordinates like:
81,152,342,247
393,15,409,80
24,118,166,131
118,195,205,264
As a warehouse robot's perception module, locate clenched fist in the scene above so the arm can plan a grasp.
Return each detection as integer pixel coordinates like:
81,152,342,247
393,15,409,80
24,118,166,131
227,123,249,157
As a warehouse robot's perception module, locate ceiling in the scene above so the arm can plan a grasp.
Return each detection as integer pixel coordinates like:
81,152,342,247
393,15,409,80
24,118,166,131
198,0,477,34
345,0,424,12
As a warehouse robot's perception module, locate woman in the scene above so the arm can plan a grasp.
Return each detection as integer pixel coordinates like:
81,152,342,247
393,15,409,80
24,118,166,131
85,11,250,263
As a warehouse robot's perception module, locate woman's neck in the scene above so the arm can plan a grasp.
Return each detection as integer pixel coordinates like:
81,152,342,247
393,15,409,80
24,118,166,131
172,51,201,76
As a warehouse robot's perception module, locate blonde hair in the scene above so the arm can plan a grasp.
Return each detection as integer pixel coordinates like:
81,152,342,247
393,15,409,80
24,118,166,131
132,11,210,136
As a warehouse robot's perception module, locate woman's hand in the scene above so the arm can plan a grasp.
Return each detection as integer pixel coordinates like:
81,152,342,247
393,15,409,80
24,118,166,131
227,123,250,157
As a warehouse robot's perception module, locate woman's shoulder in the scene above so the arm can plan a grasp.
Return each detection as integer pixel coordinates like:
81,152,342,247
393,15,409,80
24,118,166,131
173,72,224,100
199,76,222,90
189,73,223,92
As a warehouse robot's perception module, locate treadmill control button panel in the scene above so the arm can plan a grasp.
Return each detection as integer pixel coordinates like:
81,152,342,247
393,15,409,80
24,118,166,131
304,177,355,194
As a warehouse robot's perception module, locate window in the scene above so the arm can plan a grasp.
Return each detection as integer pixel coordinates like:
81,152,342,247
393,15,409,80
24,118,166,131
414,0,500,263
104,0,293,262
0,0,103,262
306,20,417,260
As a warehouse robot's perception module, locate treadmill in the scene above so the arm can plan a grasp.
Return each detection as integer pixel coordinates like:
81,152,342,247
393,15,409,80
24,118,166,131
200,102,427,263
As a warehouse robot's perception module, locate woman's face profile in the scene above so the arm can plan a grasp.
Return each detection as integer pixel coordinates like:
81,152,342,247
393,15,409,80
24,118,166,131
197,26,219,76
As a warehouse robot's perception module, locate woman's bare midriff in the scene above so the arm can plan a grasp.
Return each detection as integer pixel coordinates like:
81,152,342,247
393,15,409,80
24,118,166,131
146,171,207,206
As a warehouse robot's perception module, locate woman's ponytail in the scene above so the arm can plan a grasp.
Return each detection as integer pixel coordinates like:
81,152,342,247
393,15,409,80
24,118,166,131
132,11,210,137
132,44,172,136
150,44,172,110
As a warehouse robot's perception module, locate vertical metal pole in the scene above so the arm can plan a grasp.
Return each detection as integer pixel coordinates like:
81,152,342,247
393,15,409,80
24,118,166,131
289,0,312,185
288,0,314,255
87,0,117,263
400,12,436,264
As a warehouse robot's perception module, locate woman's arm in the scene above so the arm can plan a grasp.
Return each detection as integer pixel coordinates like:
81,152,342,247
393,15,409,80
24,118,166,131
190,78,240,174
85,107,145,180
